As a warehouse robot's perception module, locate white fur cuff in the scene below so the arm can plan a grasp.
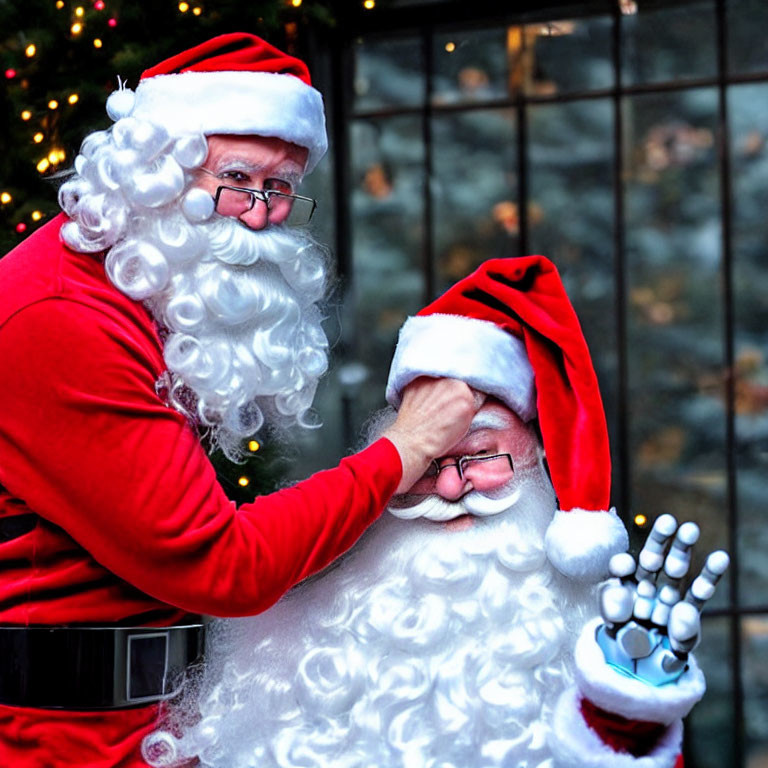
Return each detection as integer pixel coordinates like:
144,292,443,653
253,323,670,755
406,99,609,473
549,685,683,768
574,618,706,725
545,508,628,582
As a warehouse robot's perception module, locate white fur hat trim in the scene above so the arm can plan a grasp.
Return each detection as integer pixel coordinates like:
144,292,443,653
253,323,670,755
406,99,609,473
574,617,706,725
130,70,327,172
385,314,536,421
545,507,629,582
549,685,683,768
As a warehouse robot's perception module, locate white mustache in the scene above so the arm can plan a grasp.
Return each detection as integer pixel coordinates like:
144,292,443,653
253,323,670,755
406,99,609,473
388,484,521,522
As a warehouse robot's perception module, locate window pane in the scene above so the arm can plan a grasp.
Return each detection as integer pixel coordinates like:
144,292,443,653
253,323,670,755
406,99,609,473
729,82,768,608
527,99,619,501
353,35,424,113
523,16,613,96
744,615,768,766
684,617,736,766
623,89,729,593
350,117,425,423
728,0,768,75
432,27,510,106
621,1,717,86
430,108,517,295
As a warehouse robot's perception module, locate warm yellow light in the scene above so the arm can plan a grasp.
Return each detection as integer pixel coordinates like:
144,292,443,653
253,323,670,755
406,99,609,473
237,476,250,487
68,93,79,104
56,0,65,7
48,99,59,110
75,5,84,16
291,0,302,6
445,41,456,52
37,158,50,173
31,210,43,221
0,193,12,205
21,110,32,121
248,440,261,452
48,150,60,164
33,132,44,143
634,514,648,527
363,0,375,7
57,149,66,161
192,6,202,14
178,1,189,10
71,22,83,34
25,44,37,58
93,38,103,48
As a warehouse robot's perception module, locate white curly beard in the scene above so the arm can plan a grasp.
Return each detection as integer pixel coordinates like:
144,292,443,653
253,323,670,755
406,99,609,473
144,459,598,768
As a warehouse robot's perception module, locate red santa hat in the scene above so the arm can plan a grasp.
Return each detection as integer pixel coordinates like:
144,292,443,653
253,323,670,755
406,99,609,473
105,33,327,172
386,255,628,581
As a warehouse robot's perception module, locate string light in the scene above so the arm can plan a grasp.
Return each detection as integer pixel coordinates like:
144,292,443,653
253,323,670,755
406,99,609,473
68,93,79,104
37,158,50,173
248,440,261,452
33,132,44,143
71,22,83,34
634,514,648,527
178,1,189,10
31,211,43,222
25,44,37,58
57,149,66,162
363,0,375,8
445,41,456,52
15,223,27,234
93,38,102,48
94,0,105,9
291,0,303,6
75,5,84,15
237,476,250,487
21,110,32,120
5,69,16,79
56,0,65,7
0,193,12,205
48,150,60,164
192,5,202,14
107,17,117,26
48,99,59,110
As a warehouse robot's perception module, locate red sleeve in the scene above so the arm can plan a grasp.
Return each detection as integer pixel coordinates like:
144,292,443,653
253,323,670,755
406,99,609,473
0,299,402,617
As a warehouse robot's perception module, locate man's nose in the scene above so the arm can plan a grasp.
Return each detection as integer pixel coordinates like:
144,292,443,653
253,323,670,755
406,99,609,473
239,199,270,230
433,468,473,501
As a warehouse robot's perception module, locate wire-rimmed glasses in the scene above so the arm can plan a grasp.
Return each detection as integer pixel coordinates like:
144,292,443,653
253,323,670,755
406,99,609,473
199,168,317,227
410,453,515,494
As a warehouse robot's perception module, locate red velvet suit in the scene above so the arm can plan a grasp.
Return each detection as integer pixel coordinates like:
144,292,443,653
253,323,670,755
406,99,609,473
0,215,401,766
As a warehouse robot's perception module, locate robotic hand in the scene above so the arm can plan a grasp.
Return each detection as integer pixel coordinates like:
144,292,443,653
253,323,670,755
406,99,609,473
596,514,729,688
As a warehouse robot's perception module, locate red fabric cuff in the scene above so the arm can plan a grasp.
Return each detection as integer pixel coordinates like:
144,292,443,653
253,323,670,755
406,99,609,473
580,696,668,758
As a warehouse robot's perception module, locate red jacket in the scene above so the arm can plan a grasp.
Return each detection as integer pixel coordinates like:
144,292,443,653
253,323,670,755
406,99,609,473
0,215,402,766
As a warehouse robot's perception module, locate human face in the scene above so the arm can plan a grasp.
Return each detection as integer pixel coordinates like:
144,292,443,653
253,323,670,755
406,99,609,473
408,401,541,501
195,134,309,231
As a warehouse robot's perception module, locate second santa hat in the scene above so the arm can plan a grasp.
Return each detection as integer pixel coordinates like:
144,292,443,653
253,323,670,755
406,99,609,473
386,255,628,581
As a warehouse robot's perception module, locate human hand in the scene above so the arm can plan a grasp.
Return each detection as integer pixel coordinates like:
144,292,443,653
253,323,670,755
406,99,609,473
596,514,729,687
382,377,484,494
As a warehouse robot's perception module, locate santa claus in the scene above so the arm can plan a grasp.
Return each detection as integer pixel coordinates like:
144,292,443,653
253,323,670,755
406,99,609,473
142,257,728,768
0,34,481,768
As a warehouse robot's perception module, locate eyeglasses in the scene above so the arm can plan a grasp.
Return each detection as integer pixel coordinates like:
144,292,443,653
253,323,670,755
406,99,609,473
410,453,514,494
199,168,317,227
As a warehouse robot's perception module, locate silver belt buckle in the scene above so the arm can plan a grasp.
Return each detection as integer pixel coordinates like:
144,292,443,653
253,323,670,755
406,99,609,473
123,630,181,705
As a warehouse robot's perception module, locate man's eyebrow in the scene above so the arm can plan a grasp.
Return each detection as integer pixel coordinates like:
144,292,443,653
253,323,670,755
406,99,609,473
212,157,304,185
468,411,514,432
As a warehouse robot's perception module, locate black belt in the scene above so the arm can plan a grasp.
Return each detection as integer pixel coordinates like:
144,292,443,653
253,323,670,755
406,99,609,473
0,623,205,710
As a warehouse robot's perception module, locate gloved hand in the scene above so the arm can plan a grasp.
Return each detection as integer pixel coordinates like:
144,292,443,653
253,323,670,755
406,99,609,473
596,514,729,687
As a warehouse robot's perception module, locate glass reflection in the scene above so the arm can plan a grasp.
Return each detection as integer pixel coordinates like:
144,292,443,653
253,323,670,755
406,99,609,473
354,35,424,112
743,615,768,766
621,1,717,86
728,83,768,608
728,0,768,75
623,89,728,596
430,108,517,295
350,116,426,422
